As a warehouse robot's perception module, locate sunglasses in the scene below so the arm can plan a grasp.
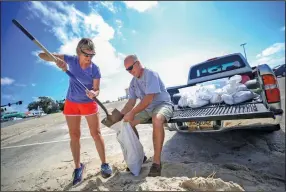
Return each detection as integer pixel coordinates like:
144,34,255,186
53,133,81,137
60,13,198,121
80,49,95,58
126,61,138,71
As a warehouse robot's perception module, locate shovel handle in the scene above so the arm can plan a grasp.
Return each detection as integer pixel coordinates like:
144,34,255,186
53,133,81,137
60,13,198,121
65,71,110,116
12,19,110,117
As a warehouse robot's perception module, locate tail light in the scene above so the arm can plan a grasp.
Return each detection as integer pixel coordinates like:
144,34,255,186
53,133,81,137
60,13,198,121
262,74,280,103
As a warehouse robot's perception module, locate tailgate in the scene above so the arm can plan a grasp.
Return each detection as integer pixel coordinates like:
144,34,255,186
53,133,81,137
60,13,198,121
169,102,276,123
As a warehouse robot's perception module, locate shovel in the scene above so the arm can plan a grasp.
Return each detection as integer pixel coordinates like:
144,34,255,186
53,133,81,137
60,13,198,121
12,19,124,127
65,71,124,127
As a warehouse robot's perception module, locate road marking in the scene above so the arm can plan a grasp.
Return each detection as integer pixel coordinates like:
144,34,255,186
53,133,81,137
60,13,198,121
1,128,152,150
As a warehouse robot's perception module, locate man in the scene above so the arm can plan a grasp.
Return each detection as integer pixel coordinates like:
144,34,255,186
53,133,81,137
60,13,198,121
121,54,174,177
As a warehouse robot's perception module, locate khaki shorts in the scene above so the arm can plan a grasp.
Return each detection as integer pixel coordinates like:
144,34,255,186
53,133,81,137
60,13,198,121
134,103,174,123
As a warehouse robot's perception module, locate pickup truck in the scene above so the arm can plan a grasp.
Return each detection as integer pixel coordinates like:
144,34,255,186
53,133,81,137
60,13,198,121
146,53,284,133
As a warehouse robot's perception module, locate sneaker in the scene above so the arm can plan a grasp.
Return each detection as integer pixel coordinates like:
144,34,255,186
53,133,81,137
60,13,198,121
126,155,147,172
72,163,85,186
101,163,112,178
147,163,161,177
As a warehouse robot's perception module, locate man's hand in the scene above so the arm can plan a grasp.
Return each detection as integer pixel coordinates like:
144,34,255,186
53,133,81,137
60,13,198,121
86,90,97,100
123,111,135,122
55,58,67,71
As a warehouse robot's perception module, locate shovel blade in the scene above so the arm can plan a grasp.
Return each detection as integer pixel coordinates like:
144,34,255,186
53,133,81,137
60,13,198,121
101,108,123,127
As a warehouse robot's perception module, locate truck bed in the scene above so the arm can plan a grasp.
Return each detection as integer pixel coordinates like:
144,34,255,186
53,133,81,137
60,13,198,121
168,101,273,123
142,100,283,124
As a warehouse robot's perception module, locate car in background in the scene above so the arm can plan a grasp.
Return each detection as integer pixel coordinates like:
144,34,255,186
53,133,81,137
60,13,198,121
1,111,27,122
273,64,286,77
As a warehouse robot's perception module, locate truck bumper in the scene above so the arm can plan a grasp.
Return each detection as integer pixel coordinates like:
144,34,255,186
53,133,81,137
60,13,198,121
165,114,283,133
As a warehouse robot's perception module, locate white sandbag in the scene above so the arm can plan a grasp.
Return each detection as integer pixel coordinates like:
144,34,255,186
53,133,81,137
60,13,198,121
222,94,235,105
223,75,239,94
178,92,190,107
222,83,237,95
210,93,223,104
236,84,248,92
196,85,216,101
222,91,257,105
233,91,256,104
222,81,248,95
188,97,209,108
110,122,145,176
229,75,242,84
210,88,225,104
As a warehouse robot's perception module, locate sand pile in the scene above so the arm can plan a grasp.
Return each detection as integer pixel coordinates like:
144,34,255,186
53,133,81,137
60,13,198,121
181,177,244,191
70,160,245,191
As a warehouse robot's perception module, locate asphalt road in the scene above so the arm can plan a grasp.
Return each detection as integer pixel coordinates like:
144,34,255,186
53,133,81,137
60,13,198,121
1,117,37,129
1,77,285,191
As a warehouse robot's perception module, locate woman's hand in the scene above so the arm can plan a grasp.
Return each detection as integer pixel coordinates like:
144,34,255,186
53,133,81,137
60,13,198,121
86,90,98,100
55,58,67,71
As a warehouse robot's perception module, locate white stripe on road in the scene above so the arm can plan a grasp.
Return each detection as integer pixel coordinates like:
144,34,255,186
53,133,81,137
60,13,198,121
1,128,152,150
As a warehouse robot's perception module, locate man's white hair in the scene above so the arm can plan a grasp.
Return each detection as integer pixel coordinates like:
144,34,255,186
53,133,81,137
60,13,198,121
124,54,138,62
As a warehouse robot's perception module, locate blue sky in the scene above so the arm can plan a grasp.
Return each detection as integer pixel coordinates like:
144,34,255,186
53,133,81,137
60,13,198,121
1,1,285,112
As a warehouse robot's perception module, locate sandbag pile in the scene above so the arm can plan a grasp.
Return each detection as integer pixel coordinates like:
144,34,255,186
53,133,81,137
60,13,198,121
178,75,259,108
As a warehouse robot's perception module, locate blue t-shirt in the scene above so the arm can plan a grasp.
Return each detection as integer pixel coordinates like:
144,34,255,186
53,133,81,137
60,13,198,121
64,55,101,103
128,68,173,112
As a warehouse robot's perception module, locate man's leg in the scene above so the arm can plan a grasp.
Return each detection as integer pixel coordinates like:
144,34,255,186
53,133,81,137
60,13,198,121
151,114,166,165
66,115,81,169
130,110,150,139
148,104,174,176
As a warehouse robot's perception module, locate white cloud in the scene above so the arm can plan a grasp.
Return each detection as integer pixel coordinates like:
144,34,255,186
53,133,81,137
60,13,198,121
256,43,285,58
253,42,285,68
123,1,158,12
27,2,70,42
32,83,36,87
32,97,40,101
1,77,15,85
253,56,285,68
28,1,124,80
2,94,15,100
116,19,123,36
116,19,123,27
281,26,285,31
15,84,27,87
100,1,117,13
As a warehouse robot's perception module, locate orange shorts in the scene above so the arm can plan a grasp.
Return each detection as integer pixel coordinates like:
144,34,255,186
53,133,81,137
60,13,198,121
63,99,99,116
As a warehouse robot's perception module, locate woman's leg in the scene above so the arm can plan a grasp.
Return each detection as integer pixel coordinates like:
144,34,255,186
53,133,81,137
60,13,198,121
85,113,106,163
66,115,81,169
85,112,112,178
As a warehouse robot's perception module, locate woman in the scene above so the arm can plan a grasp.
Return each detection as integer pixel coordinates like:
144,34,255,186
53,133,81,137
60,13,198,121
38,38,112,185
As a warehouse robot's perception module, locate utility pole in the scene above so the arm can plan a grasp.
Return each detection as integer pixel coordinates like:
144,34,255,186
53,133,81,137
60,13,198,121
240,43,247,61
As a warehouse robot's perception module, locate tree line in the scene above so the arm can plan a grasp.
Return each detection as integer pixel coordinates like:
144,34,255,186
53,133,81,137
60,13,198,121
27,96,65,114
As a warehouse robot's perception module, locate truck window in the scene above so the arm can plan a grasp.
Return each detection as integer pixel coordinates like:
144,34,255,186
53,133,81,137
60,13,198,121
190,55,247,79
